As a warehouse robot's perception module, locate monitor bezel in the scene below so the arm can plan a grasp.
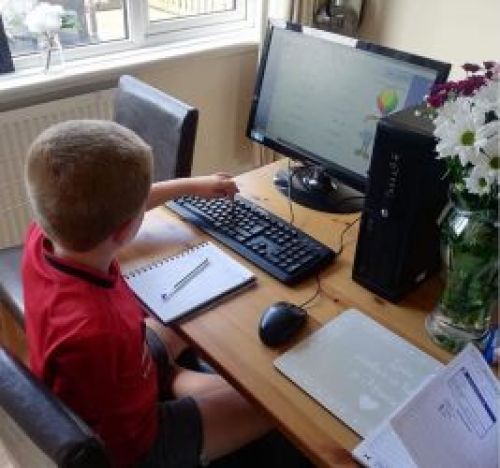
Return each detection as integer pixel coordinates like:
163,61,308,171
246,20,451,193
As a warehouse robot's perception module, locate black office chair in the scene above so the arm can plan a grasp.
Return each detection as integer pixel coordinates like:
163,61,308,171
0,342,313,468
114,75,199,182
0,346,110,467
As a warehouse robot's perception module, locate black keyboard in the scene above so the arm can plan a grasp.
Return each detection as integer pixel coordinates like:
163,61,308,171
166,195,336,284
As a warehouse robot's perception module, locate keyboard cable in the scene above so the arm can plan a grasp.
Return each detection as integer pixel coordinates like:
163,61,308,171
286,158,296,225
281,158,363,308
298,215,361,310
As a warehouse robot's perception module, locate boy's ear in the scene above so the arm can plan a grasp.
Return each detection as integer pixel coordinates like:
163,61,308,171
112,219,133,244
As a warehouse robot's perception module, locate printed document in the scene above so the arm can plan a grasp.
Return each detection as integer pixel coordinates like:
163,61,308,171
353,344,499,468
393,344,498,468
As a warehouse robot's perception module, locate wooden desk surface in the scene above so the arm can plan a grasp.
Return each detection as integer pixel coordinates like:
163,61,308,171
120,161,453,467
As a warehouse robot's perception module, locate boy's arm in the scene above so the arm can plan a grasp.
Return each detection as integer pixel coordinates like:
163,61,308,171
146,173,238,210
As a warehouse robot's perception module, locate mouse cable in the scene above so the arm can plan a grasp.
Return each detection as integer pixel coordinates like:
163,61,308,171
337,215,362,257
298,215,362,310
284,158,362,307
298,272,322,310
298,215,361,311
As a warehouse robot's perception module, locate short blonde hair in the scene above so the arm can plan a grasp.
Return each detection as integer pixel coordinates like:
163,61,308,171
25,120,153,251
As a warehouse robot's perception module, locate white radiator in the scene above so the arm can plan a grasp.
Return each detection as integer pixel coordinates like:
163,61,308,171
0,89,115,248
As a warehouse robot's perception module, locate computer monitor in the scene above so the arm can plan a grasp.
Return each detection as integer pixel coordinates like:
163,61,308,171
246,20,451,213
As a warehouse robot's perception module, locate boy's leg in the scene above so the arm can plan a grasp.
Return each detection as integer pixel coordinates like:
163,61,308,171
208,430,314,468
145,316,189,360
145,318,289,463
172,367,272,462
143,323,309,466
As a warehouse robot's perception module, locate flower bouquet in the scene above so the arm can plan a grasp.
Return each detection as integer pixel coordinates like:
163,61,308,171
26,2,77,72
424,61,499,353
3,1,77,73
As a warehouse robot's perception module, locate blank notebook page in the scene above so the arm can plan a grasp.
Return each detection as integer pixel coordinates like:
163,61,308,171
124,241,255,323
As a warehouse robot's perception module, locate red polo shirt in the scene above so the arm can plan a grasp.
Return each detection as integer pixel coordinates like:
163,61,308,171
23,223,159,467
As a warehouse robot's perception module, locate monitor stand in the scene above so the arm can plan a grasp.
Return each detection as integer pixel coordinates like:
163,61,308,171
273,165,364,213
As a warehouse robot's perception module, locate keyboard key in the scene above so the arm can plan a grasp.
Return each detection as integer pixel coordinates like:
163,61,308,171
166,195,336,284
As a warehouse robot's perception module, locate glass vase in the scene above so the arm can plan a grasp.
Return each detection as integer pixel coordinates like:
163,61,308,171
38,32,64,73
426,190,499,353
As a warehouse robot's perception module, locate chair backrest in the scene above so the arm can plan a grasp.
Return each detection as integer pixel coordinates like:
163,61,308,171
114,75,199,182
0,347,110,468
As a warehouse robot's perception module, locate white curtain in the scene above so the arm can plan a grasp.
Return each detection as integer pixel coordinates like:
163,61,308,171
289,0,324,25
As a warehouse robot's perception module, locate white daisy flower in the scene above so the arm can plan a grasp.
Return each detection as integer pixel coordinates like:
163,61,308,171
434,99,462,128
481,133,500,181
434,101,488,165
470,121,499,164
431,64,499,199
473,80,500,119
464,164,495,196
474,79,500,105
25,2,64,34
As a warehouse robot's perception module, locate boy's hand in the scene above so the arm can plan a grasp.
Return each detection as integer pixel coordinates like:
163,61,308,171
147,173,238,210
192,173,239,199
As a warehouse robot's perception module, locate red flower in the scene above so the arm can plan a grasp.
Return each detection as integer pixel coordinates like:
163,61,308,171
462,63,481,73
426,63,492,108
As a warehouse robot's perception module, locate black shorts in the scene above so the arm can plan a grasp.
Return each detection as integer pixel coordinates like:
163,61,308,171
138,327,204,468
137,396,203,468
142,327,312,468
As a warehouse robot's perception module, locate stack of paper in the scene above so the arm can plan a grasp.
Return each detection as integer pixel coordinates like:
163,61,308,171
353,343,499,468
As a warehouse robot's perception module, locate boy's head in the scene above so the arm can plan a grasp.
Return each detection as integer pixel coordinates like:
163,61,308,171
25,120,153,252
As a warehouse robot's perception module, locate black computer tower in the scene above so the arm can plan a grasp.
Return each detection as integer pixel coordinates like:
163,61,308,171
352,106,448,302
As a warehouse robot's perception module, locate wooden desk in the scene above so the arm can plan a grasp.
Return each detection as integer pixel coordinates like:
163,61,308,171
120,161,453,467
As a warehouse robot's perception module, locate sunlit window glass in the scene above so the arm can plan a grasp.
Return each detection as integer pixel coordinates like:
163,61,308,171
148,0,235,23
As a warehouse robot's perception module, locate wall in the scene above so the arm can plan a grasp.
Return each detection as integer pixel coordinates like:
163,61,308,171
359,0,500,78
174,0,499,174
0,45,259,248
135,46,259,176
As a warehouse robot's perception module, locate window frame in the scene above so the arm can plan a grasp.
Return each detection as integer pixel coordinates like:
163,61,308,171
12,0,255,71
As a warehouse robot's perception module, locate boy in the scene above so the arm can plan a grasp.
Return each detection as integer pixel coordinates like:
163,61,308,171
22,120,274,467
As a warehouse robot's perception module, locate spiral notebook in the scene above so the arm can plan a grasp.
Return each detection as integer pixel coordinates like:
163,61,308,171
124,241,256,323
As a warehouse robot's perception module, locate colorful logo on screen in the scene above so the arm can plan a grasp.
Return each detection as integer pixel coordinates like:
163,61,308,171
377,89,399,116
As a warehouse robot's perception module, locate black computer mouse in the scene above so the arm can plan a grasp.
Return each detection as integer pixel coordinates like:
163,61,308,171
258,301,308,347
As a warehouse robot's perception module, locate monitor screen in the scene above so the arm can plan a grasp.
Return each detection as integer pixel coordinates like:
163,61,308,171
247,21,450,197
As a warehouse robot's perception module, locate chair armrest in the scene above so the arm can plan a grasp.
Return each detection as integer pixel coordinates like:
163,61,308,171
0,347,110,468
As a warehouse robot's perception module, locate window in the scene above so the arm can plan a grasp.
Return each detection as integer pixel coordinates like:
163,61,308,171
148,1,236,22
3,0,252,67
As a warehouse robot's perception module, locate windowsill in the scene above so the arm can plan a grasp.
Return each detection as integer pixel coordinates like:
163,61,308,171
0,29,259,112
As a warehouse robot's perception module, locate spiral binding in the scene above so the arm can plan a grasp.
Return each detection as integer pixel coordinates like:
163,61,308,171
123,242,209,280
